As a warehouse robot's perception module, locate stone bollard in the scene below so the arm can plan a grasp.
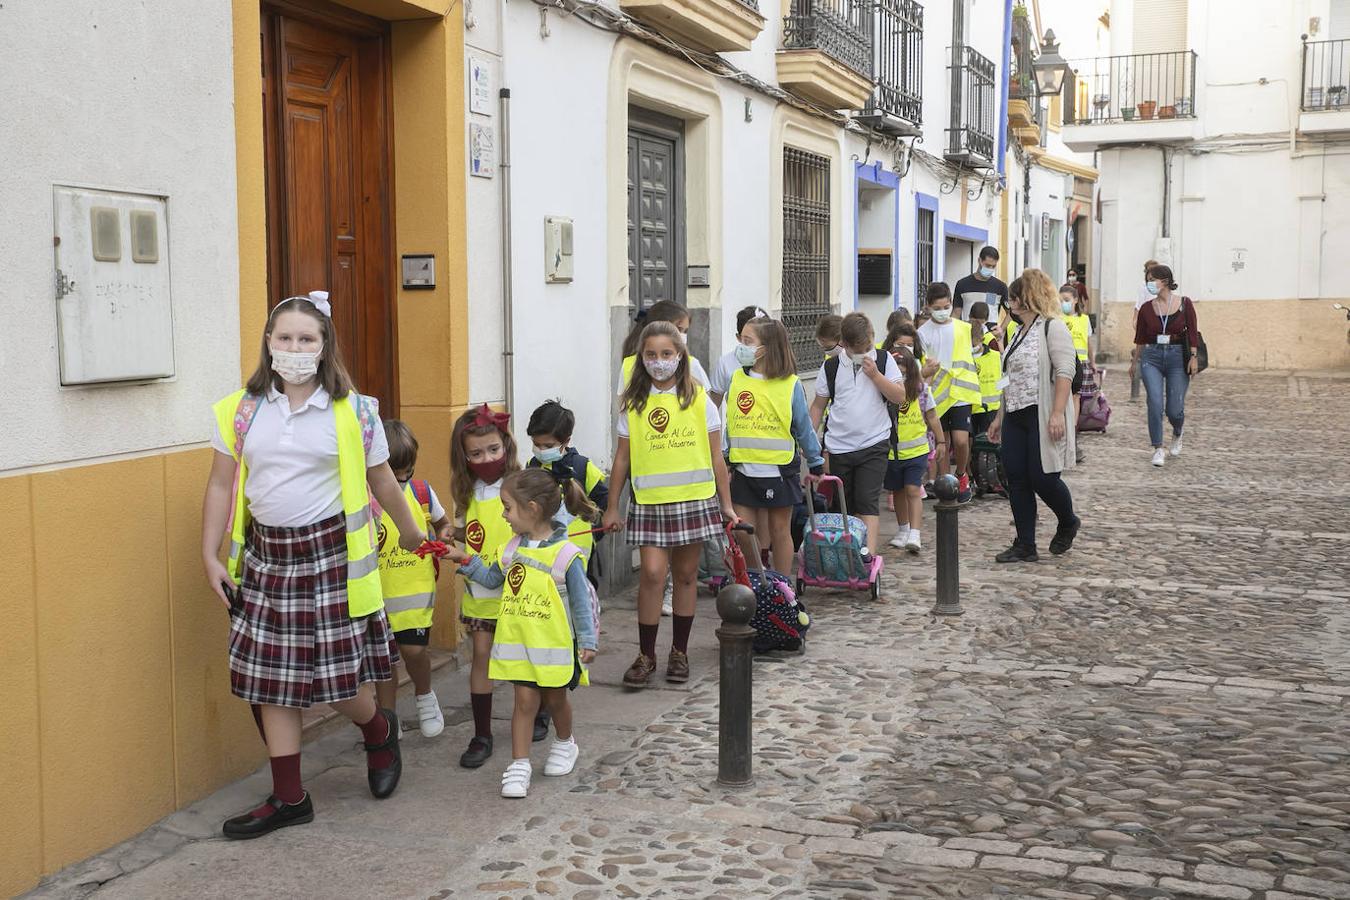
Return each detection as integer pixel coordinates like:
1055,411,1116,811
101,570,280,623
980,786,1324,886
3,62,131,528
715,582,756,787
931,473,964,617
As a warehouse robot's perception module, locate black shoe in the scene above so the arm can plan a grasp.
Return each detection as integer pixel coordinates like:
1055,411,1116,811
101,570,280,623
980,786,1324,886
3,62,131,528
222,793,314,840
459,734,494,768
532,710,551,743
1049,517,1082,555
365,707,402,799
995,543,1039,564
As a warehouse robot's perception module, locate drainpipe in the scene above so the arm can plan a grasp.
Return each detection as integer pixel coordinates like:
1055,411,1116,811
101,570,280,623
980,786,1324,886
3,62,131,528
499,87,515,412
1160,145,1172,239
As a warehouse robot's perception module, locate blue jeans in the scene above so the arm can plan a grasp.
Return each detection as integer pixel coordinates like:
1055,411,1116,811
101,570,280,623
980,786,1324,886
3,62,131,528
1002,406,1077,548
1140,344,1189,447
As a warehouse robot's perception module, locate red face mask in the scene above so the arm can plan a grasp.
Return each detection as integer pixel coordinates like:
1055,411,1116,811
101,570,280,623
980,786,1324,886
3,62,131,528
468,456,509,485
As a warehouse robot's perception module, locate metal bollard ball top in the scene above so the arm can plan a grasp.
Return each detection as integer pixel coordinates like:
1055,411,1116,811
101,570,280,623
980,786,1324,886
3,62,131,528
716,583,756,625
932,473,960,503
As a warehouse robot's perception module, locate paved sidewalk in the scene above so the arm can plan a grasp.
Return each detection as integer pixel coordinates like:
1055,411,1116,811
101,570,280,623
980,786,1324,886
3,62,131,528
27,368,1350,899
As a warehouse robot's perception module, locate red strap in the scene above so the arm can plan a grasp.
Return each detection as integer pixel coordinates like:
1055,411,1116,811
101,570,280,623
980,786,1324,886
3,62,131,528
411,478,431,508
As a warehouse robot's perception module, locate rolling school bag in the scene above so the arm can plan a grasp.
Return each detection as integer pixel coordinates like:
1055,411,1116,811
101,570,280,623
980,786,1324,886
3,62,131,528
725,523,810,653
799,476,870,585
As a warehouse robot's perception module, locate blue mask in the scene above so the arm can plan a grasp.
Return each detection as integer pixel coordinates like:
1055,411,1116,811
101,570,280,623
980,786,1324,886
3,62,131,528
734,343,760,366
1146,282,1160,296
533,445,565,464
1061,301,1074,315
979,266,995,278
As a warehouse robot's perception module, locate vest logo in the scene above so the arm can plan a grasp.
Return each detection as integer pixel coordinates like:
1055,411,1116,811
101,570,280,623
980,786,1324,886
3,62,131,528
376,521,389,551
735,390,755,415
466,520,486,552
506,561,527,595
647,407,670,434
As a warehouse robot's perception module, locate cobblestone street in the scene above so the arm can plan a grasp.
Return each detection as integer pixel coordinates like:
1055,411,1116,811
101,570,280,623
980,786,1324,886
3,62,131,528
34,368,1350,900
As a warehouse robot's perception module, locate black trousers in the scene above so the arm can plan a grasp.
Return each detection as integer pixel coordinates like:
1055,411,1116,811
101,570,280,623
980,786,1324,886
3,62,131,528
1001,406,1075,547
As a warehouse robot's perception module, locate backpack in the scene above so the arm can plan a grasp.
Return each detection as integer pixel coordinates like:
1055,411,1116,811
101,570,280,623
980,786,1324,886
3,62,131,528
1041,320,1086,394
824,348,898,452
409,478,440,578
501,535,601,632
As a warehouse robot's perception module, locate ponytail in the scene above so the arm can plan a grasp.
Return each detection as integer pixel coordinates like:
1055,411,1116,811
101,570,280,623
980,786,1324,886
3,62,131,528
560,476,600,524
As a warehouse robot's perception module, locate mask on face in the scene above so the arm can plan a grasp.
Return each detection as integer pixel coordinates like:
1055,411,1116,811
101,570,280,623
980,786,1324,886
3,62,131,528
1061,301,1075,315
929,308,952,324
823,344,843,358
979,266,995,278
1146,282,1161,297
848,351,870,367
1068,274,1078,283
734,343,760,367
644,356,681,382
467,456,509,484
533,445,565,465
271,348,322,385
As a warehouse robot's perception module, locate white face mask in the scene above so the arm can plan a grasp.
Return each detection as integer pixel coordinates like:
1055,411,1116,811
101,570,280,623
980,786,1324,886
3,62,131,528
823,344,843,358
929,308,952,324
271,348,322,385
848,351,870,366
644,356,681,381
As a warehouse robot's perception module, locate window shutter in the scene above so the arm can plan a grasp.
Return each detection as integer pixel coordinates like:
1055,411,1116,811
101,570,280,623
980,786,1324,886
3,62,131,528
1331,0,1350,41
1132,0,1188,53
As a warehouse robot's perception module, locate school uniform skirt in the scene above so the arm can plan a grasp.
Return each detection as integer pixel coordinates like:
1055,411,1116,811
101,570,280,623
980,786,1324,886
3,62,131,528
626,496,723,548
228,513,399,709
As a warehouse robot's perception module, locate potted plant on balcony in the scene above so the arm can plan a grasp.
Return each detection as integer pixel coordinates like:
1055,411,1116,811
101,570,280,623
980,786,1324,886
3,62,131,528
1137,100,1157,119
1330,85,1347,109
1122,106,1136,120
1175,97,1192,117
1013,3,1028,19
1158,104,1177,119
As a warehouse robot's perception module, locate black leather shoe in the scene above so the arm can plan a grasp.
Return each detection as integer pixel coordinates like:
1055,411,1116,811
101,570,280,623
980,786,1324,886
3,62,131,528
1049,517,1082,555
365,707,402,799
532,710,551,743
222,793,314,840
459,735,494,768
995,543,1039,564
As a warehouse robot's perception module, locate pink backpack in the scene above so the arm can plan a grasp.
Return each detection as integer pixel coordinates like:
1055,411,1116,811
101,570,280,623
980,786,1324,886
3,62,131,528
1077,367,1111,433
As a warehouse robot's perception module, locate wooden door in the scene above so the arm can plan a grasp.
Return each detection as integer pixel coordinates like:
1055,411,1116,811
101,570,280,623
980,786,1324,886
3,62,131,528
626,112,685,312
261,2,397,411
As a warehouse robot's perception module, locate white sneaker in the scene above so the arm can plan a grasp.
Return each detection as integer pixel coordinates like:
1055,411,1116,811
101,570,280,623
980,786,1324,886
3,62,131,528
905,529,922,553
1151,448,1166,467
543,737,580,776
500,759,532,798
1170,435,1184,457
415,690,444,738
888,532,908,550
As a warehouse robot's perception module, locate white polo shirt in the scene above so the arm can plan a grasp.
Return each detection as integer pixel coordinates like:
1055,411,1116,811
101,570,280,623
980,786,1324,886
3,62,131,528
210,385,390,528
814,355,904,454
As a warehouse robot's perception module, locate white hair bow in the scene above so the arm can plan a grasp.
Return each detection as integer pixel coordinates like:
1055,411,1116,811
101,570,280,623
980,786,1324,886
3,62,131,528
307,291,331,317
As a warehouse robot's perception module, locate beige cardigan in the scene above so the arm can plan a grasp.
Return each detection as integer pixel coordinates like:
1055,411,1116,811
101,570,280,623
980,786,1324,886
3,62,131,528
1004,317,1077,474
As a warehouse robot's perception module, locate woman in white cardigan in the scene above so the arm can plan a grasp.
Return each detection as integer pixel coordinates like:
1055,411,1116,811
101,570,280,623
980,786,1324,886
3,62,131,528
987,269,1081,563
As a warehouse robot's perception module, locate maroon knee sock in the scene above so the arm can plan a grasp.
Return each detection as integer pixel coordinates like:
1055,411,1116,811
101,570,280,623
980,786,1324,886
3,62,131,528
358,710,395,769
252,753,303,815
470,692,493,739
671,615,694,654
638,623,659,659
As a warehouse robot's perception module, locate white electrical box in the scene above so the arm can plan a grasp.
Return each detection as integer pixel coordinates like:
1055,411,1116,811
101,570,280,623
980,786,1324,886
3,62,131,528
53,186,175,385
544,216,574,283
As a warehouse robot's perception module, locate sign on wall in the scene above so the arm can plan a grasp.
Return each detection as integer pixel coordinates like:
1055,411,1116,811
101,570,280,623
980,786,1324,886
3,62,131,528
469,56,492,116
470,123,495,179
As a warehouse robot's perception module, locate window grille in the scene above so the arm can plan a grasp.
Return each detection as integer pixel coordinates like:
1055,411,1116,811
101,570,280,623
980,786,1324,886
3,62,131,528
782,147,832,371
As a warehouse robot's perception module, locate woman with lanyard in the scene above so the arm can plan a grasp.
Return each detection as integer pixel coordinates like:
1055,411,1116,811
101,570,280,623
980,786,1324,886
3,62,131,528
987,269,1081,564
1128,264,1199,468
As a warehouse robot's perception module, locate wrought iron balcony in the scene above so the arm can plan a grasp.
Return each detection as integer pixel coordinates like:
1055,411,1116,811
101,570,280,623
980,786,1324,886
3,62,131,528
945,44,996,166
782,0,873,79
1302,37,1350,111
856,0,923,134
1064,51,1197,124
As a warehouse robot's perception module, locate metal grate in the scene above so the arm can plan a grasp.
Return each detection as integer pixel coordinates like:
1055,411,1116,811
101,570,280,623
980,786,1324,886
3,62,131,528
945,43,996,164
783,0,873,79
782,147,832,371
1065,51,1198,123
916,207,934,309
861,0,923,127
1009,12,1043,126
1302,38,1350,111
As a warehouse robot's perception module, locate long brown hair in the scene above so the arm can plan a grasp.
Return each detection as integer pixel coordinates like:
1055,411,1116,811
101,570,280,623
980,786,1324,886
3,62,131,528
449,408,521,512
884,321,923,361
619,321,698,414
892,346,922,406
746,317,796,379
245,296,356,399
502,468,599,530
620,300,690,358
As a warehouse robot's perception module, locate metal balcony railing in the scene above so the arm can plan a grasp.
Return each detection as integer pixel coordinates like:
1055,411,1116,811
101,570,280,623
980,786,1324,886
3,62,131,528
1302,37,1350,111
782,0,873,79
1009,11,1043,126
732,0,760,11
1065,51,1197,124
945,44,996,164
858,0,923,129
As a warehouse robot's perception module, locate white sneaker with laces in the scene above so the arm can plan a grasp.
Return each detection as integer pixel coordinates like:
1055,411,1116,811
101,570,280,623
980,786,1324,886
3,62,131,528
1151,448,1166,467
543,737,580,776
500,760,532,798
888,533,908,550
1170,435,1183,457
905,529,922,553
415,690,444,738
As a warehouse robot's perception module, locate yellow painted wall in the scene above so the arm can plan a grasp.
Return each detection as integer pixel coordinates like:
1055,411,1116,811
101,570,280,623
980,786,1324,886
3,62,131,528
233,0,267,380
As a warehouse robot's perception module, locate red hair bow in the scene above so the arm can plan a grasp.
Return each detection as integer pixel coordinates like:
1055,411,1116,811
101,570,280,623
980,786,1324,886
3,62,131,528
472,403,510,431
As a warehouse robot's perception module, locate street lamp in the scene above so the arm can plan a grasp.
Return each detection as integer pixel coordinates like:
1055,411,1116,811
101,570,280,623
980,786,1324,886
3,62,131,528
1033,29,1069,97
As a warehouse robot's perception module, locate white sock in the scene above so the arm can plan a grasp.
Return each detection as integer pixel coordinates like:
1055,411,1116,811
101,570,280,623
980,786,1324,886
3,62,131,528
513,757,531,766
555,736,575,745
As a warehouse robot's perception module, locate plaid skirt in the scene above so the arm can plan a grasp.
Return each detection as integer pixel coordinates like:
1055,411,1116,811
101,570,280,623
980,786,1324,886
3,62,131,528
626,496,724,548
228,513,399,709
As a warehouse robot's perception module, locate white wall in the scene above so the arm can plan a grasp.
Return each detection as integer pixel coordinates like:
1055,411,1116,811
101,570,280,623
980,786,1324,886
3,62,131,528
0,2,239,472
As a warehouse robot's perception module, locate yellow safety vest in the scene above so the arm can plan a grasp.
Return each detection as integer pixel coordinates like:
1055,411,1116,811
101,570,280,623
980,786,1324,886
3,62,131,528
1066,313,1091,362
378,482,436,632
211,389,383,618
725,369,798,466
930,319,981,416
627,388,715,505
462,492,512,620
972,332,1003,414
489,539,589,688
890,393,931,462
